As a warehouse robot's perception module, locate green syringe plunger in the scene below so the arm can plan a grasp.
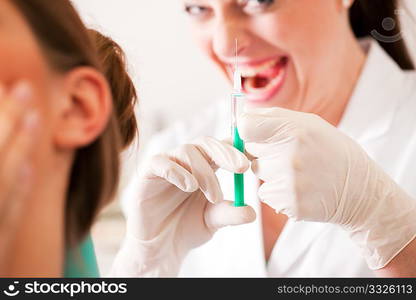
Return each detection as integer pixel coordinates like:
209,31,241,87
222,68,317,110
233,127,245,207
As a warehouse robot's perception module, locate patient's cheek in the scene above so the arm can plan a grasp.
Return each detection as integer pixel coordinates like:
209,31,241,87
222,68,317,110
0,19,50,93
0,35,55,120
0,40,56,158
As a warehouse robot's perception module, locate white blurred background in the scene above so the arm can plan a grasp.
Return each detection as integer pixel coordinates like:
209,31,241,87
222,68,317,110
70,0,416,275
72,0,230,150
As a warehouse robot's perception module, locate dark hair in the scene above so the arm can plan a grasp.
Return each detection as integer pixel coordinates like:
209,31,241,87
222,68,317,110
349,0,415,70
12,0,138,246
88,29,138,148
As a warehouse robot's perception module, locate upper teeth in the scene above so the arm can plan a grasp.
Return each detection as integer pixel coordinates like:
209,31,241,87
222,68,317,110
238,59,279,78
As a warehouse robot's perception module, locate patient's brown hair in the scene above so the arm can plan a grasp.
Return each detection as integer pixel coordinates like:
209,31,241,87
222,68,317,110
12,0,138,246
88,29,138,149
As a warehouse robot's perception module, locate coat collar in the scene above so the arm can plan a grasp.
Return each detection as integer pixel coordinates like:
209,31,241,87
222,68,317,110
338,38,410,142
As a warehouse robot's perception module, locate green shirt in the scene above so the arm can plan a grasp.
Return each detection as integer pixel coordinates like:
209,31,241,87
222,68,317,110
64,235,100,277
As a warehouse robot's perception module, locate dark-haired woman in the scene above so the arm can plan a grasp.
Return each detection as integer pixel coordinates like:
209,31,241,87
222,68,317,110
119,0,416,276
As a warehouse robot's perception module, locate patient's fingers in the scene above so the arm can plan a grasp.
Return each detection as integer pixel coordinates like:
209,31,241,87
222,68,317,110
0,81,39,273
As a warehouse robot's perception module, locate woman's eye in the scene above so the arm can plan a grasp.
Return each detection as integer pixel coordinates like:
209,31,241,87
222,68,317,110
184,5,211,19
241,0,275,13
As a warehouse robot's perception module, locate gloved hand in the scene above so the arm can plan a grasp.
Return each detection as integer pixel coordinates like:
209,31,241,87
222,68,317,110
111,137,256,277
238,107,416,270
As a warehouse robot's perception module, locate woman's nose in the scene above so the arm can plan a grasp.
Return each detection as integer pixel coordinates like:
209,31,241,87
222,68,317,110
212,20,250,63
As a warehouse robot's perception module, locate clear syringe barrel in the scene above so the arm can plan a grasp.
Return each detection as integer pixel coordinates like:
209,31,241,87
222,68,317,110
231,91,246,207
231,91,245,137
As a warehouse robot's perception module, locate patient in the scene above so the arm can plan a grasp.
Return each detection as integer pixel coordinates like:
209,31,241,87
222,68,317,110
0,0,137,276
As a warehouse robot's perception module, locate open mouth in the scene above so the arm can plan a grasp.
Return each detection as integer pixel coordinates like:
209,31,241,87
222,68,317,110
233,56,288,103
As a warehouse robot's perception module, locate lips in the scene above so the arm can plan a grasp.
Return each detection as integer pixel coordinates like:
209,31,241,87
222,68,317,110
229,56,288,103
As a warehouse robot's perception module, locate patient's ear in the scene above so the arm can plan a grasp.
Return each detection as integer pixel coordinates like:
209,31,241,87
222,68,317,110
54,67,112,149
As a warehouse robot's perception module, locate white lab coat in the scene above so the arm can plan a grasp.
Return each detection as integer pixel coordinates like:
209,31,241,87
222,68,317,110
124,39,416,277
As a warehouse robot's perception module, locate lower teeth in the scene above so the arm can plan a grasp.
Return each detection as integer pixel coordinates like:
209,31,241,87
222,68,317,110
245,69,284,94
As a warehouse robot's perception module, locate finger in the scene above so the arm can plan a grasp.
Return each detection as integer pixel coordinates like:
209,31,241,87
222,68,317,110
248,142,296,179
221,137,233,146
257,180,296,217
0,81,37,211
0,81,33,156
204,200,256,231
144,154,199,193
244,132,297,164
238,110,298,144
0,111,39,202
251,157,291,182
222,137,256,161
193,136,249,173
244,149,256,162
170,143,224,203
191,137,250,203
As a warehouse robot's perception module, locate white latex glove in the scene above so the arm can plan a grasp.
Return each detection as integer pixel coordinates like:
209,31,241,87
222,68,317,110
111,137,256,277
238,107,416,270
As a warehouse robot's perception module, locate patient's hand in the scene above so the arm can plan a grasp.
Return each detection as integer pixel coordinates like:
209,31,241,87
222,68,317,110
0,81,39,275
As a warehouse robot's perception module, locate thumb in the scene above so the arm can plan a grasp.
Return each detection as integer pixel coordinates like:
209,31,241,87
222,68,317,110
193,136,249,174
204,200,256,231
238,107,299,143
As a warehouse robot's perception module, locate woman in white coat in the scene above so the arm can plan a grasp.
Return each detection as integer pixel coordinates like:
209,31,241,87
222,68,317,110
112,0,416,277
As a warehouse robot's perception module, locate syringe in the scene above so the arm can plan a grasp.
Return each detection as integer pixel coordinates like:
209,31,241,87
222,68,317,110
231,40,246,207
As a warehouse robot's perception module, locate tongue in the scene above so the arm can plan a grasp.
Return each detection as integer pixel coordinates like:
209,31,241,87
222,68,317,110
253,76,270,88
